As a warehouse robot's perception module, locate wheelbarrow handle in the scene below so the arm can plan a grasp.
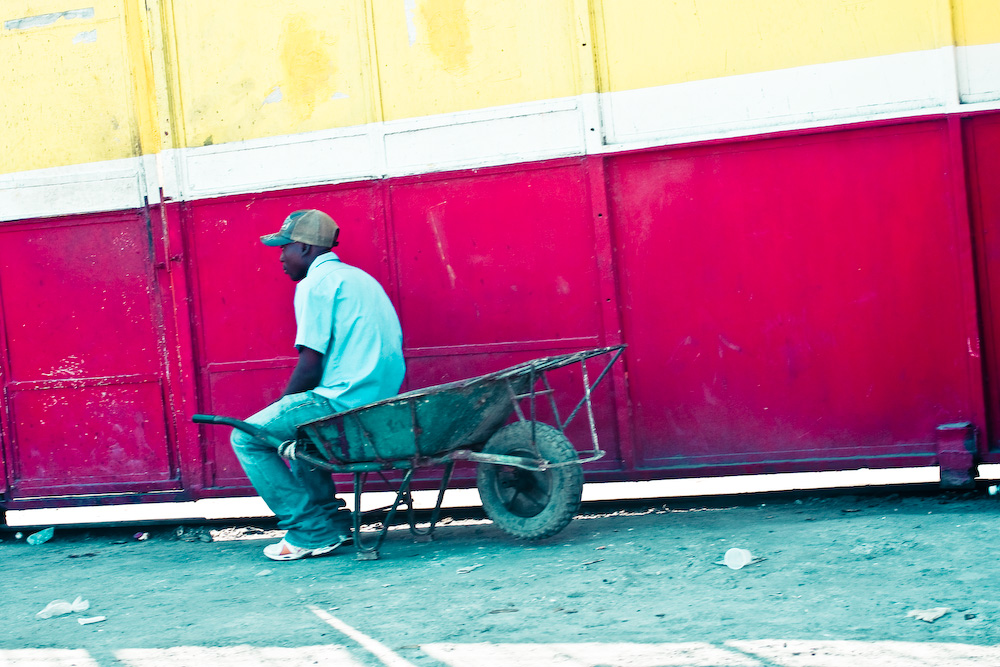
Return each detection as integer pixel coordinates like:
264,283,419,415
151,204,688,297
191,413,285,448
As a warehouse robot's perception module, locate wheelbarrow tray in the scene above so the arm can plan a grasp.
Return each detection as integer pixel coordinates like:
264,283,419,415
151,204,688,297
296,372,532,464
193,345,625,557
295,346,621,466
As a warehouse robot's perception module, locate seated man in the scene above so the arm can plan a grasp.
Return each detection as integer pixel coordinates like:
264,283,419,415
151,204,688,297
231,209,405,561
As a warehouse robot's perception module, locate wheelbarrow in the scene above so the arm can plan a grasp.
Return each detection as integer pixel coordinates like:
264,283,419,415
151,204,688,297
193,345,624,560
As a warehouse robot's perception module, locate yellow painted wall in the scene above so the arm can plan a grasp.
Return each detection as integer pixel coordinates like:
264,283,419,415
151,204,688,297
596,0,953,92
371,0,590,122
0,1,140,174
4,0,1000,175
167,0,591,143
954,0,1000,46
168,0,375,148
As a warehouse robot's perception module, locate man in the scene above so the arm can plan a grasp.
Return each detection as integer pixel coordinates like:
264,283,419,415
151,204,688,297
231,209,405,561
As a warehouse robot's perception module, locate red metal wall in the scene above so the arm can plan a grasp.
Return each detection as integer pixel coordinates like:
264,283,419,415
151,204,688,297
2,113,999,506
186,185,387,491
185,162,623,494
0,211,181,499
968,113,1000,454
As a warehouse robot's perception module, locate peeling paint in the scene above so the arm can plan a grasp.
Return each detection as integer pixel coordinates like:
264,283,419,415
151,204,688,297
73,29,97,44
263,86,283,105
40,355,85,378
404,0,418,45
330,92,349,100
5,8,94,31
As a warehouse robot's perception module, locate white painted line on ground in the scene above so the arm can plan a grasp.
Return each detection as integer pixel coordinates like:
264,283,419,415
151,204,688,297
728,640,1000,667
308,605,417,667
0,649,99,667
420,642,761,666
9,641,1000,667
115,645,365,666
419,641,1000,667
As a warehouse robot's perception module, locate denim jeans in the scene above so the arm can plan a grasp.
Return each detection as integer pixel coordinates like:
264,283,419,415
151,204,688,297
230,392,352,548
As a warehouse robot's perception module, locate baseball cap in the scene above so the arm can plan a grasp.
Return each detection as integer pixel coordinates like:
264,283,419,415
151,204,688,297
260,209,340,247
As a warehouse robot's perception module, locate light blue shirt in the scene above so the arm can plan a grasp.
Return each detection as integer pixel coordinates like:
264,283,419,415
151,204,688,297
294,253,405,409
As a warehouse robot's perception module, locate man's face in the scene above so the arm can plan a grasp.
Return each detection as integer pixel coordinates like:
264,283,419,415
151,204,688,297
279,242,310,281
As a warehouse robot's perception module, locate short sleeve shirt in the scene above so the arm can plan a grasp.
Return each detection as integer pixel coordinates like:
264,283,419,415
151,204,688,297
294,252,405,409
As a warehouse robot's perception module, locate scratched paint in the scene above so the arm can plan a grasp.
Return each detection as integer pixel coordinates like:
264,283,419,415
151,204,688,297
420,0,473,73
427,203,458,289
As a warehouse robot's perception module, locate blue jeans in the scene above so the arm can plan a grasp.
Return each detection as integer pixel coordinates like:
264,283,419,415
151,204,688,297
230,392,352,548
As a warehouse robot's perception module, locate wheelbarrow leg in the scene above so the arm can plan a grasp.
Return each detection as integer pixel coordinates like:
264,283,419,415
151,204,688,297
352,473,379,560
408,461,454,542
352,468,418,561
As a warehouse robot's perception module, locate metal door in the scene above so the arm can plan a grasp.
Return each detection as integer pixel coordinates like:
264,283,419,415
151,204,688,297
0,210,181,501
967,112,1000,456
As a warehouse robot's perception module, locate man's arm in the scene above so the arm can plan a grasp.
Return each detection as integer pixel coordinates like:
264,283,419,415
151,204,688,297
282,346,324,396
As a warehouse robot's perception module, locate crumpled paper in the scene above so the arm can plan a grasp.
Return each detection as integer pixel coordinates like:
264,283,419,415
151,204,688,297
906,607,951,623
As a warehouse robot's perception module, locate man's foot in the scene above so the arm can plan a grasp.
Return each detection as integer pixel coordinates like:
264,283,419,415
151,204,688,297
263,535,353,561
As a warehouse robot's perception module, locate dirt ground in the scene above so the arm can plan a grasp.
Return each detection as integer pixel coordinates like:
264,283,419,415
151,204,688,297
3,487,1000,666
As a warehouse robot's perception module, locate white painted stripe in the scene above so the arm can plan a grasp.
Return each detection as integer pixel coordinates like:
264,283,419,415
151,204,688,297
176,127,377,200
421,642,761,666
728,640,1000,667
958,42,1000,104
382,96,592,176
2,45,998,222
115,645,366,667
6,642,999,667
601,47,956,146
422,641,1000,667
0,649,100,667
0,157,146,223
308,605,417,667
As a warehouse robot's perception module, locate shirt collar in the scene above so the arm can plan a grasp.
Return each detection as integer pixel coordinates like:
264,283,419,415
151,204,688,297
306,252,339,277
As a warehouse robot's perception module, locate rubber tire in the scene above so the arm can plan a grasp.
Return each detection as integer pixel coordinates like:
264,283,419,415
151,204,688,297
476,421,583,540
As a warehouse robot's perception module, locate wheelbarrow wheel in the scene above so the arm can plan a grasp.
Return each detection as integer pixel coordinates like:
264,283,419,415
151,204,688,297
476,421,583,540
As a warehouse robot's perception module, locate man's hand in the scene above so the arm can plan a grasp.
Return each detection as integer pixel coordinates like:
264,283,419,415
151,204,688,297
283,346,324,396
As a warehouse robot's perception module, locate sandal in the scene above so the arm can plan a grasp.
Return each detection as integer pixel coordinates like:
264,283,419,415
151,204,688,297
263,535,353,561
